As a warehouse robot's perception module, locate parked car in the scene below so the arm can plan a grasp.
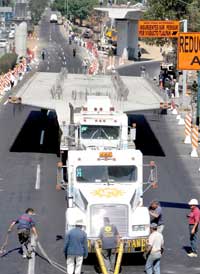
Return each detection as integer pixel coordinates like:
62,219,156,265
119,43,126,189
82,29,93,39
0,38,8,48
10,24,16,31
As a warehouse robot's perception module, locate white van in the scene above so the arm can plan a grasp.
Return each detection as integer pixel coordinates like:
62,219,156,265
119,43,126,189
0,39,8,48
50,14,58,23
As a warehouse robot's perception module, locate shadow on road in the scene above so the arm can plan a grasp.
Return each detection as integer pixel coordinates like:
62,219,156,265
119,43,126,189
128,114,165,157
10,110,60,154
160,201,190,209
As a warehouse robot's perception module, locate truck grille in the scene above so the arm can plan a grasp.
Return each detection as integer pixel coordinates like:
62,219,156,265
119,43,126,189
90,204,128,237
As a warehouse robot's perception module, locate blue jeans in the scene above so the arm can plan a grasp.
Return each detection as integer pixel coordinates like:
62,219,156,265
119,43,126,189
145,252,161,274
102,249,116,272
189,224,198,253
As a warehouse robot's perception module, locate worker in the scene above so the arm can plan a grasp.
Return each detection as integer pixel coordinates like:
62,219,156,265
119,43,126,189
187,198,200,257
73,48,76,57
64,219,88,274
7,208,38,258
41,49,46,60
144,223,164,274
149,200,164,233
99,217,119,273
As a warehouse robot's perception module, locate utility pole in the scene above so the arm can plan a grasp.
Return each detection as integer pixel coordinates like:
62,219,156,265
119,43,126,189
64,0,69,19
196,71,200,125
180,19,188,107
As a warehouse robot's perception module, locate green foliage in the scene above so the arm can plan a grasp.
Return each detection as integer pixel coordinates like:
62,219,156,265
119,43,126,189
186,0,200,31
52,0,97,19
144,0,194,20
0,53,18,74
29,0,48,25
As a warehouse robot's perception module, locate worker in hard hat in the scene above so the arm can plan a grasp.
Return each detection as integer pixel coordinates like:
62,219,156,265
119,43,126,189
99,217,119,273
7,208,38,258
64,220,88,274
187,199,200,257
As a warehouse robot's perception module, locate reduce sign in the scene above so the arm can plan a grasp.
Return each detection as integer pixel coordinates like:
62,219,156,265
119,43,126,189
138,20,180,38
178,33,200,70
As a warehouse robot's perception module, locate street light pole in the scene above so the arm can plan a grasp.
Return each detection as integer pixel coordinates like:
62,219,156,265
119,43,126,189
64,0,69,19
67,0,69,19
180,19,188,107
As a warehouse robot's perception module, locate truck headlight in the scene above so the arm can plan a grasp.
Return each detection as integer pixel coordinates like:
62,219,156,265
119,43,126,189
132,225,147,231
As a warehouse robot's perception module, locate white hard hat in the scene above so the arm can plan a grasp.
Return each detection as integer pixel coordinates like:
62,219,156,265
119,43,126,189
188,199,199,205
75,219,84,226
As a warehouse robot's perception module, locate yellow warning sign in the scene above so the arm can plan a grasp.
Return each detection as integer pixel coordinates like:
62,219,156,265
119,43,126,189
92,188,124,198
178,32,200,70
138,20,180,38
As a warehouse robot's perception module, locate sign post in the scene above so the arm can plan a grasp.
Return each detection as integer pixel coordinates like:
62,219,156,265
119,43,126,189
181,20,187,107
197,71,200,125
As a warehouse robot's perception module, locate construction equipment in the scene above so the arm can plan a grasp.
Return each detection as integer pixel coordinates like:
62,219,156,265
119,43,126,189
95,241,108,274
59,95,136,168
95,240,124,274
0,233,9,254
62,148,157,253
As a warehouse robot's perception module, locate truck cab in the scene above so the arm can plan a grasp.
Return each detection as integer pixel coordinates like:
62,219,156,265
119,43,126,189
65,149,150,253
61,96,135,151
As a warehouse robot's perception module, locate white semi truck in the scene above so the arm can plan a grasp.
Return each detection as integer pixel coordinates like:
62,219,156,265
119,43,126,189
59,148,157,253
60,96,136,155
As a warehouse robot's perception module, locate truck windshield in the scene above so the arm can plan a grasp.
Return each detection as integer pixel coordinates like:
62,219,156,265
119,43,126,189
76,165,137,182
80,125,119,140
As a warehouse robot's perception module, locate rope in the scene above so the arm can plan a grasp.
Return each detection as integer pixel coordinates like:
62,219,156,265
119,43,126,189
0,233,9,254
37,241,67,273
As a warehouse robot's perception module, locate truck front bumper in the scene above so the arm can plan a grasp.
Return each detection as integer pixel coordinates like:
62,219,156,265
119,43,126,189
88,237,148,253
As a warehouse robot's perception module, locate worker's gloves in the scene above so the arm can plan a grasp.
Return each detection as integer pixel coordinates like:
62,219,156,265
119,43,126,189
7,229,12,233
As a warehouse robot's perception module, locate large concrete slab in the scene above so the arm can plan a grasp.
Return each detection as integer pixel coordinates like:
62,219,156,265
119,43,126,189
16,72,163,125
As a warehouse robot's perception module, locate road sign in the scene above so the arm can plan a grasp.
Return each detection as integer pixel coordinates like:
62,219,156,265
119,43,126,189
138,20,180,38
178,32,200,70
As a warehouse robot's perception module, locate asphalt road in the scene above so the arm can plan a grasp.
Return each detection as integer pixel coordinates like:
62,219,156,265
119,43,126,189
117,60,161,81
1,8,200,274
1,99,200,274
37,10,82,74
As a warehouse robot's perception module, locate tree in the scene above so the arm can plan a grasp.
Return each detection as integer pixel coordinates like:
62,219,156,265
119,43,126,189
186,0,200,31
29,0,49,25
52,0,97,20
144,0,194,20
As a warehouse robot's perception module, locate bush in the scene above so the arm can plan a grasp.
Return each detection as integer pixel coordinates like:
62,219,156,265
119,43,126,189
0,53,18,74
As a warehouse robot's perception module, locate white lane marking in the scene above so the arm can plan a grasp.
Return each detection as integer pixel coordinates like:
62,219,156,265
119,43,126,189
3,100,8,105
35,164,41,190
28,235,36,274
63,56,66,60
47,61,50,65
47,66,49,71
40,130,45,145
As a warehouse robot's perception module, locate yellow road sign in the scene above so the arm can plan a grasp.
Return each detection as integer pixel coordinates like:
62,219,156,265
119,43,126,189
178,32,200,70
138,20,180,38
